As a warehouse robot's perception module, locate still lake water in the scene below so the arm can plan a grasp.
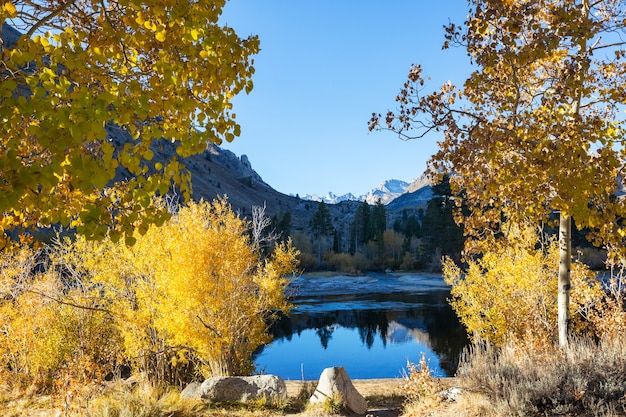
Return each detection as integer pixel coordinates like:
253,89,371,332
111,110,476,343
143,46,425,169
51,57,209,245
254,273,468,380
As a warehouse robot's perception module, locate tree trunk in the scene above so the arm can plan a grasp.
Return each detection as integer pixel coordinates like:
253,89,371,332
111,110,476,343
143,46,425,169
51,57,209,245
558,212,571,347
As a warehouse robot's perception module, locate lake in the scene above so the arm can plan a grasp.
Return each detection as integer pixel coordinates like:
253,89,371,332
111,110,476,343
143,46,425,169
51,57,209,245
254,273,468,380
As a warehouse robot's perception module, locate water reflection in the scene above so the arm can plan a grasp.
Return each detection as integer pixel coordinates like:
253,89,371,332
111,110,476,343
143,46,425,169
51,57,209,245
256,273,468,379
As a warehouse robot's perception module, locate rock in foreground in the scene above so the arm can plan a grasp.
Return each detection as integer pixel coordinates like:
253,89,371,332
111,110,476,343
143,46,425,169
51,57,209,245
310,366,368,415
199,375,287,403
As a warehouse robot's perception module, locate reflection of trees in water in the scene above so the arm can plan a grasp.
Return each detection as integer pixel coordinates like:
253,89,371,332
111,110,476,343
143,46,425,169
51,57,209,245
267,289,468,375
316,326,334,349
357,309,389,349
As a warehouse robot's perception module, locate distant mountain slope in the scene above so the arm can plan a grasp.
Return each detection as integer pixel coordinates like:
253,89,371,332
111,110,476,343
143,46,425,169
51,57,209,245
303,179,410,205
3,22,429,239
105,124,326,233
386,185,433,211
386,176,433,211
362,179,410,205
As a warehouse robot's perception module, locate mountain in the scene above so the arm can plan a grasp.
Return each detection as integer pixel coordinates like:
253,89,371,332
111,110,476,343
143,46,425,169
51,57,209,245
2,23,428,241
362,179,410,205
302,179,410,205
386,176,433,211
302,192,358,205
105,125,338,233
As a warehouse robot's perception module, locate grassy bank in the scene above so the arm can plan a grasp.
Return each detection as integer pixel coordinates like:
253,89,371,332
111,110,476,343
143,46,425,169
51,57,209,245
4,336,626,416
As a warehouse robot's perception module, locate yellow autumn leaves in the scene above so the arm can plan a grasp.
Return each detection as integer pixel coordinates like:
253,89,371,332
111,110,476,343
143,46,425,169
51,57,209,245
443,221,621,348
0,199,299,392
1,2,16,18
0,0,259,248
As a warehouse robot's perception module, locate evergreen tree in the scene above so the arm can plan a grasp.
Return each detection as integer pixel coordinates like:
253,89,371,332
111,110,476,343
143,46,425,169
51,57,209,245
278,211,292,241
421,175,464,266
312,202,334,237
369,200,387,243
350,202,370,254
312,201,334,266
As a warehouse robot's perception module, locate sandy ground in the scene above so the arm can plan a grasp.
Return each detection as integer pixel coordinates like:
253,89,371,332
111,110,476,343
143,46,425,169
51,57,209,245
282,378,467,417
285,378,406,398
284,378,405,417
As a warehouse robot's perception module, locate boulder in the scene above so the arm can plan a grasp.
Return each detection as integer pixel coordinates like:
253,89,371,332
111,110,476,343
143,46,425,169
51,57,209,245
310,366,368,415
180,382,202,400
439,386,462,402
200,375,287,403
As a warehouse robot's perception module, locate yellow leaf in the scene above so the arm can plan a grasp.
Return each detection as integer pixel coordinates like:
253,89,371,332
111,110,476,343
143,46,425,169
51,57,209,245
155,30,166,42
3,2,17,17
190,29,200,41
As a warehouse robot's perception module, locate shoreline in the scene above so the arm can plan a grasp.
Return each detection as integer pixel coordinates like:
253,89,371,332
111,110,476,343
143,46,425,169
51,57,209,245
284,377,460,398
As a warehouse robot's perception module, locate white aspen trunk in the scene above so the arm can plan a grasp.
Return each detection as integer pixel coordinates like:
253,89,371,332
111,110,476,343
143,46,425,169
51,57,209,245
558,212,571,347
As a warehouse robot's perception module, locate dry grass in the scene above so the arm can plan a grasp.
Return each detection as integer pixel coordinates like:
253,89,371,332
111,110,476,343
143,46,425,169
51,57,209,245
1,377,410,416
458,336,626,416
8,337,626,417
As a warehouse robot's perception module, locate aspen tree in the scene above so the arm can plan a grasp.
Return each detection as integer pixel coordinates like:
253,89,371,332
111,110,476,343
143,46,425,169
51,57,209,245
0,0,258,247
371,0,626,346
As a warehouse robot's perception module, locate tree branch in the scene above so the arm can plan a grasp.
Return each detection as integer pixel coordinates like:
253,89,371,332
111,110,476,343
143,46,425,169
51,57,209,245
27,288,114,316
196,314,221,337
26,0,78,38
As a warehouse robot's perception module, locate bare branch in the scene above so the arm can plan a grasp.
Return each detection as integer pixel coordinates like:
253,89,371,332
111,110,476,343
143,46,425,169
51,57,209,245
26,0,77,38
250,202,280,251
26,288,114,316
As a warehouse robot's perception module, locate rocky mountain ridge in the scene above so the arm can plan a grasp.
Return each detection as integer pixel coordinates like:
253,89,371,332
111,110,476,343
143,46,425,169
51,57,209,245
165,141,433,234
302,177,433,206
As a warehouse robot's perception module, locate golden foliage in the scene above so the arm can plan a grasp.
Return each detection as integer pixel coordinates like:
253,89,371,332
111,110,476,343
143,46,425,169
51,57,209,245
133,198,298,376
0,0,259,247
0,199,298,392
443,222,604,346
402,355,442,415
586,254,626,339
0,247,123,392
371,0,626,251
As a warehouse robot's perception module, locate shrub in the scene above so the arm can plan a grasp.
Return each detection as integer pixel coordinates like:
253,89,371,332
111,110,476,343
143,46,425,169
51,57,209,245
586,254,626,339
402,355,441,409
0,246,123,393
0,199,299,393
443,221,604,346
459,336,626,416
326,252,369,275
61,198,299,380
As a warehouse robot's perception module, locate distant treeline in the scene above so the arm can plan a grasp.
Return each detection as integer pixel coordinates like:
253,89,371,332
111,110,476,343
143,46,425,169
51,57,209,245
271,177,465,274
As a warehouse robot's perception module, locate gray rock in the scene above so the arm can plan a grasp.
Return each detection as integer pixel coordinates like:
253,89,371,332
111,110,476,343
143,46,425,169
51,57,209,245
180,382,202,400
200,375,287,403
439,386,462,402
310,366,368,415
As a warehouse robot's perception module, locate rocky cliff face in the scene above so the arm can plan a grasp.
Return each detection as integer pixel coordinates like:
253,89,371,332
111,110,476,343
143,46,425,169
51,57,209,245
1,23,20,49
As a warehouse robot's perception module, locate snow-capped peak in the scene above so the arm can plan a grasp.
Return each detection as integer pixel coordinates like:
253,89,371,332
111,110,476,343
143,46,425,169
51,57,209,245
301,192,358,204
302,179,411,205
362,179,410,205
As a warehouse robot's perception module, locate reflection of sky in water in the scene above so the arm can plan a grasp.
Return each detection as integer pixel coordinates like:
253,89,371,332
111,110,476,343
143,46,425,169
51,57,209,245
255,324,446,380
255,273,466,380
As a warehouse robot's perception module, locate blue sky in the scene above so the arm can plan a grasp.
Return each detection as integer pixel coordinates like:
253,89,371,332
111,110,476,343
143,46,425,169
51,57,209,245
220,1,471,197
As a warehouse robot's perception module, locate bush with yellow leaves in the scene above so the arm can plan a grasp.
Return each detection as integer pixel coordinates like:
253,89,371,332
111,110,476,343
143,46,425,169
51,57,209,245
0,245,123,393
443,221,604,347
0,198,299,392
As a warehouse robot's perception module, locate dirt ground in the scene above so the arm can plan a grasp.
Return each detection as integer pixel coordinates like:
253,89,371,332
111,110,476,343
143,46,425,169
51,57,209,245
285,378,405,399
282,378,468,417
